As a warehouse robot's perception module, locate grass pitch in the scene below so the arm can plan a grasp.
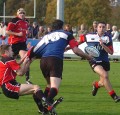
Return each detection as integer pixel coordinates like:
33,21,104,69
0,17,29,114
0,60,120,115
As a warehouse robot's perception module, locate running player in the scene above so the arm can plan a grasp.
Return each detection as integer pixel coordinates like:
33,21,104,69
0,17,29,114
26,19,94,113
6,8,32,84
79,22,120,102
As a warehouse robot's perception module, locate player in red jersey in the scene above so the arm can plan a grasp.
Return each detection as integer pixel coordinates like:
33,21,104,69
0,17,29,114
0,44,49,114
6,8,32,84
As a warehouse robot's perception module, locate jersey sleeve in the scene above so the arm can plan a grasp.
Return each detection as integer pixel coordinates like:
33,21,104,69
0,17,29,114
79,34,86,43
27,46,35,59
106,35,113,52
6,18,19,31
68,34,78,49
6,22,15,31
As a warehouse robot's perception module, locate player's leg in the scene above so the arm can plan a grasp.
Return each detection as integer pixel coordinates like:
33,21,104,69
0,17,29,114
46,77,61,104
40,57,63,112
92,65,104,96
19,84,47,113
94,66,120,102
45,57,63,105
44,77,50,98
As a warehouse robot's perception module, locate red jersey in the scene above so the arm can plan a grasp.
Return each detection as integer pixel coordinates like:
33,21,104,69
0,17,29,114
6,17,29,44
0,55,20,86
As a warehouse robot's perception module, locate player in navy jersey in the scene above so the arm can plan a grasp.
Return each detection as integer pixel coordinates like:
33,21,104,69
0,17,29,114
0,44,49,114
27,19,93,113
6,8,32,84
79,22,120,102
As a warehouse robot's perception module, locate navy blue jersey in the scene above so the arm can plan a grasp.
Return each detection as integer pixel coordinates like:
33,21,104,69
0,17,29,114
33,30,78,59
80,33,113,62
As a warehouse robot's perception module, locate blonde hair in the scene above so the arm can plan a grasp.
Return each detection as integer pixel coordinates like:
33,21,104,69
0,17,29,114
17,8,26,15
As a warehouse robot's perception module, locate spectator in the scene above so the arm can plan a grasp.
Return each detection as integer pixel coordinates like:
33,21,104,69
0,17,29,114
111,25,119,42
37,26,46,39
89,21,98,33
0,21,7,44
78,24,88,37
106,23,112,36
27,22,33,38
64,24,73,35
45,25,52,35
32,22,39,39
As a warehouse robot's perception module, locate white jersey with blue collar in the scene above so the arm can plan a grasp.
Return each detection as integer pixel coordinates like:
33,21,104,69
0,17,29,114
85,33,113,62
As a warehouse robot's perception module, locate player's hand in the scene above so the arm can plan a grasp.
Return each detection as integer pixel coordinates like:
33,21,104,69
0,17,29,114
99,38,104,46
23,56,30,64
89,58,96,64
17,32,23,37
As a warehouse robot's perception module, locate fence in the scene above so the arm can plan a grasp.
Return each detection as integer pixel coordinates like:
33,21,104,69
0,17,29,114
1,38,120,59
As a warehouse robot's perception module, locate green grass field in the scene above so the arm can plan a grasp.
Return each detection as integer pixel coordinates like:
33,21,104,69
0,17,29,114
0,60,120,115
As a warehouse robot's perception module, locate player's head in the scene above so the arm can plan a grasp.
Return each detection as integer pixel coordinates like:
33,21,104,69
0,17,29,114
0,44,13,57
17,8,26,19
97,22,106,35
52,19,64,31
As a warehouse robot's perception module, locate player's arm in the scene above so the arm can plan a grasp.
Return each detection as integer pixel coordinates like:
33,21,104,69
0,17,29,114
72,46,92,60
99,38,113,55
18,46,36,65
68,37,92,60
16,57,30,76
65,34,86,52
6,30,23,37
65,45,71,52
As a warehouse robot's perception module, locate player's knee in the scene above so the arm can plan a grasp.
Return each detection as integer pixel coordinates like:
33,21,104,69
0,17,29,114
99,81,104,87
34,85,40,91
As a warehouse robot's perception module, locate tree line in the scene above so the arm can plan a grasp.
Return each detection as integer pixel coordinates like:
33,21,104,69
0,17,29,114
0,0,120,28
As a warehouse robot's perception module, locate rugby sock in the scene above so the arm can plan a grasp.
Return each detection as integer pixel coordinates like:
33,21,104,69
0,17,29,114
46,87,58,104
109,90,117,99
35,90,46,101
44,87,50,98
95,81,100,88
33,94,44,112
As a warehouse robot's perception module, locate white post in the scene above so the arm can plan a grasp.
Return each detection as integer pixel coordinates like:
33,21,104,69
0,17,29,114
34,0,36,18
56,0,64,21
3,2,5,23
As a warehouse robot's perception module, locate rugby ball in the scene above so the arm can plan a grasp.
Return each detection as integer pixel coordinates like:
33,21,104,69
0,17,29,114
84,46,100,57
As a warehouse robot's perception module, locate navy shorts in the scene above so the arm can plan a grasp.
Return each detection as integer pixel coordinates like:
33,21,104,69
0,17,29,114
89,61,110,71
11,42,27,56
40,56,63,79
1,80,21,99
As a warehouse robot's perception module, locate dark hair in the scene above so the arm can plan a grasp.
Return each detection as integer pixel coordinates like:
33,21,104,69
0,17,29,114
52,19,64,31
0,44,10,55
97,21,106,26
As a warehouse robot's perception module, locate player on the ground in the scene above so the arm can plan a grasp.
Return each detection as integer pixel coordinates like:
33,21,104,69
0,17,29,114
0,44,49,114
6,8,32,84
26,19,94,113
79,22,120,102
